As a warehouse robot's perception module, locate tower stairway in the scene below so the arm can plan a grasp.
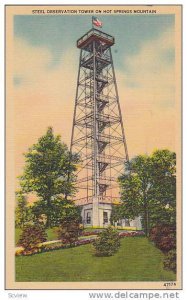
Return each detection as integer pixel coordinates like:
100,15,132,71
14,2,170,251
70,27,129,226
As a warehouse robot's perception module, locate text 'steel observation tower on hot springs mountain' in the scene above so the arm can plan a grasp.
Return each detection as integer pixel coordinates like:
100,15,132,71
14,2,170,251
70,19,129,227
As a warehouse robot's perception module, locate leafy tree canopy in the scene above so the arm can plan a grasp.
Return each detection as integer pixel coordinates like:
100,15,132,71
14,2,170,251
117,149,176,236
19,127,79,199
15,191,33,228
18,127,80,227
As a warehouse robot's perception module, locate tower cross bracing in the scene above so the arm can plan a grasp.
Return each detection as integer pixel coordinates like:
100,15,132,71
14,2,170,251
70,28,129,226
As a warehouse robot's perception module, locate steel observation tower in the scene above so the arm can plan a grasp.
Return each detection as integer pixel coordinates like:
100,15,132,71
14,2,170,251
70,24,129,227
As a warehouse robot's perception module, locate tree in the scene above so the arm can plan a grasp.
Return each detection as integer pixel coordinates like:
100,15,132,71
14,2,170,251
15,191,32,228
118,155,152,236
19,127,79,227
118,149,176,236
150,150,176,226
110,205,126,225
31,196,82,228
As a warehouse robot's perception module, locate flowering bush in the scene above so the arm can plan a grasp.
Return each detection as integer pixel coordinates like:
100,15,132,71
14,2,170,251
75,238,95,246
19,238,96,256
18,224,47,255
15,248,24,256
163,249,176,273
41,242,65,253
149,225,176,253
119,231,145,238
81,230,145,238
81,230,100,236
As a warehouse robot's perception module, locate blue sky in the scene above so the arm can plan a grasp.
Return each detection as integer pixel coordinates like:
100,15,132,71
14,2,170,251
14,14,175,70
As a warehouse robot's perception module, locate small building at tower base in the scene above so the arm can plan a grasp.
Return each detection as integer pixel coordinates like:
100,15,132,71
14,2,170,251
80,203,142,230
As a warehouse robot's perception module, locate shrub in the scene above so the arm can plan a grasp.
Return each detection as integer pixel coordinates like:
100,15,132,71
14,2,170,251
18,224,47,254
157,235,176,252
58,215,82,247
163,249,176,273
93,226,120,257
149,225,176,253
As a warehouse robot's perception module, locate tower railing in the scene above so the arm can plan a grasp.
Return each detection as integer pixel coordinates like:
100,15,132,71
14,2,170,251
77,28,114,49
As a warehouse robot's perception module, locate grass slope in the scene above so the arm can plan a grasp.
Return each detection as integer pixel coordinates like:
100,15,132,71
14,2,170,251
16,237,175,282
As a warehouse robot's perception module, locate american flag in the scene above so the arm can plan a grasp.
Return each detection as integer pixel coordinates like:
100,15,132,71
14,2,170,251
92,17,103,28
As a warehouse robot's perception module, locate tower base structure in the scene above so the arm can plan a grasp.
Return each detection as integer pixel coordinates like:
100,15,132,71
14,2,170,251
80,202,142,229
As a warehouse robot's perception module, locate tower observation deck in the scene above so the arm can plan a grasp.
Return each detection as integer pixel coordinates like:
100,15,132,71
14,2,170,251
70,28,129,227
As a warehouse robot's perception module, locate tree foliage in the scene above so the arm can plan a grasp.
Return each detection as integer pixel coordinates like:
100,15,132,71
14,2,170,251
15,191,33,228
118,149,176,236
18,127,79,227
31,196,81,227
150,150,176,226
110,205,127,225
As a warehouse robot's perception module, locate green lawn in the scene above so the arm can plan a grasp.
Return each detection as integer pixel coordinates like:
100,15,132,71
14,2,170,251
15,237,175,282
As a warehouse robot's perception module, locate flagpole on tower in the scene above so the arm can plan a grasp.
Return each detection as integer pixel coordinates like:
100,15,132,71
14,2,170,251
92,16,103,28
